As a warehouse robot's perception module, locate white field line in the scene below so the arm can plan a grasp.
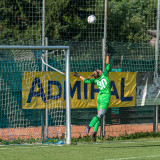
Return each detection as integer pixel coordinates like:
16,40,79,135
106,155,160,160
0,146,48,150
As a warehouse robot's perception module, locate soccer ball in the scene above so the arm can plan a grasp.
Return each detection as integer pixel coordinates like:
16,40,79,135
87,15,96,24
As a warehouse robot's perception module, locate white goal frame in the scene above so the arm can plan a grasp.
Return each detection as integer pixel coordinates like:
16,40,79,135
0,45,71,145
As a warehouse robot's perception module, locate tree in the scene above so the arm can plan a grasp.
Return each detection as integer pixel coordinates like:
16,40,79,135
0,0,42,45
107,0,156,43
45,0,98,41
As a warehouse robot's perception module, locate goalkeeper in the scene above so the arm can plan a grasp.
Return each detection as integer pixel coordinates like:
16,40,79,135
72,47,111,142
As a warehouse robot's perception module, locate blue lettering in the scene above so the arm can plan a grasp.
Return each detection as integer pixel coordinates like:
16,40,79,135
26,78,132,103
64,81,81,100
48,81,62,100
27,78,46,103
110,81,119,99
84,83,87,99
121,78,133,101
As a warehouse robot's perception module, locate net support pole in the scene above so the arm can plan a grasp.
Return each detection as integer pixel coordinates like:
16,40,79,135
101,39,106,139
41,50,45,141
103,0,108,46
42,0,45,46
41,0,46,141
153,0,160,133
65,48,71,145
101,0,108,138
45,37,48,139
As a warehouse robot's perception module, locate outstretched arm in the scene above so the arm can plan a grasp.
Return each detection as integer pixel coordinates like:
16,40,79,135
105,46,110,64
72,72,94,83
103,46,111,76
79,75,85,81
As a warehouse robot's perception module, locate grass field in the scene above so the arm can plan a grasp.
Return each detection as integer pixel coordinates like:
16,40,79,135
0,138,160,160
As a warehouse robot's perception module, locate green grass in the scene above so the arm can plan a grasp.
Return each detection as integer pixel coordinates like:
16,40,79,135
1,138,160,160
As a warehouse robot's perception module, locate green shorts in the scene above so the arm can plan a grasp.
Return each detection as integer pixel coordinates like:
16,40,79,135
97,93,111,111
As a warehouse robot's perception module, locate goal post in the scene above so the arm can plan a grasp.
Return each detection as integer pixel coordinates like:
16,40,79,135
0,45,71,145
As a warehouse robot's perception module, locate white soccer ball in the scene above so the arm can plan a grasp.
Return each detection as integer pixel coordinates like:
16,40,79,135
87,15,96,24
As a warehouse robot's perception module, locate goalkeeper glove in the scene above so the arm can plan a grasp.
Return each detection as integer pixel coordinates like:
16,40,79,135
72,72,80,78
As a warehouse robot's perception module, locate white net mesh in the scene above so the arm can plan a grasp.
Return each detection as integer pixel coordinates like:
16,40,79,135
0,47,68,142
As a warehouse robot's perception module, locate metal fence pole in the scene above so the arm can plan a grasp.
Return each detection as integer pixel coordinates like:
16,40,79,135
101,0,108,139
41,0,46,141
153,0,160,132
42,0,45,46
45,37,48,139
101,39,105,138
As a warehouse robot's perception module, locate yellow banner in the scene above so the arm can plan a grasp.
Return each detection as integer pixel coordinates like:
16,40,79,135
109,72,136,108
22,72,136,109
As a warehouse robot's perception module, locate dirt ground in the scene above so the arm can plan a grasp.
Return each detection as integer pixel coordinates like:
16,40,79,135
0,123,159,140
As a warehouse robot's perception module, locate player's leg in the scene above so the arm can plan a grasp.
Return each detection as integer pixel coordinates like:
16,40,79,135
92,119,100,142
93,120,100,132
86,114,100,136
92,94,109,129
92,109,107,142
86,94,100,136
92,93,110,141
92,109,100,138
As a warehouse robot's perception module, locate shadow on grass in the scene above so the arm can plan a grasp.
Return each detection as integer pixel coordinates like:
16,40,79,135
100,144,160,149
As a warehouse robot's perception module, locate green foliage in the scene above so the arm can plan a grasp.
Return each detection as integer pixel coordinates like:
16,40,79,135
108,0,156,43
0,138,41,145
0,0,42,45
107,132,160,141
0,0,157,44
45,0,97,41
72,132,160,143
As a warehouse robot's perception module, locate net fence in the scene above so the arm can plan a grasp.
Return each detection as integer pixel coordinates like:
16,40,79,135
0,48,68,142
0,0,160,142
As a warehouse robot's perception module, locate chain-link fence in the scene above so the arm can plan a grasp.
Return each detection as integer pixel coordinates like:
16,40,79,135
0,0,160,142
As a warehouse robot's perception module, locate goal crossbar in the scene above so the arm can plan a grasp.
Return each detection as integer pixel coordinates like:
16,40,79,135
0,45,69,50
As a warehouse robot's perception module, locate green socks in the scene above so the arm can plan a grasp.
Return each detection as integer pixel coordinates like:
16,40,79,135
94,120,100,132
89,116,100,132
89,116,100,128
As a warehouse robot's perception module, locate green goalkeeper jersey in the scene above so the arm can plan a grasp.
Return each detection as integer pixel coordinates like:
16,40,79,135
84,63,111,94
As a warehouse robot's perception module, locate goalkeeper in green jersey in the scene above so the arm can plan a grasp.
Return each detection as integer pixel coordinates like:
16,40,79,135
72,47,111,142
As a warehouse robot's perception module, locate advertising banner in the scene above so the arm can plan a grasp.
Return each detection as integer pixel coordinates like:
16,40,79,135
22,72,136,109
136,72,160,106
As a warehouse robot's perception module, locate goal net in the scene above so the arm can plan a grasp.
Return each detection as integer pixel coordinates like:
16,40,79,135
0,45,71,145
